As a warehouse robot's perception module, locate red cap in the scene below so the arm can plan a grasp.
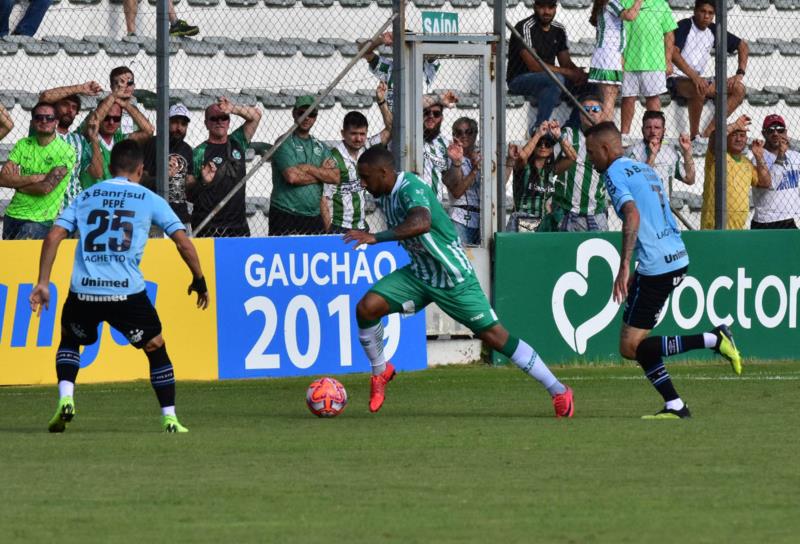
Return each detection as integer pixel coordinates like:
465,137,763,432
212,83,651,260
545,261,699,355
763,114,786,130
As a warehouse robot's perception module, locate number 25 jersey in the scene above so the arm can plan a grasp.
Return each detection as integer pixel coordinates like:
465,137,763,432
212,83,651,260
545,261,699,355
55,177,185,295
604,157,689,276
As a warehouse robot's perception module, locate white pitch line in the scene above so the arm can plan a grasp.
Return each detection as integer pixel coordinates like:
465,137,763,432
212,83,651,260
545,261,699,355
566,374,800,381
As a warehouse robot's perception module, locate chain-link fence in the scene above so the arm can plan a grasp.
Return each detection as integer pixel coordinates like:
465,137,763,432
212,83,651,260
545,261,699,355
1,0,799,240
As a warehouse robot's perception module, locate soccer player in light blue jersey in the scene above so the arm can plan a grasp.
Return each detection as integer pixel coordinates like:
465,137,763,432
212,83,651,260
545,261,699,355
29,140,210,433
584,122,742,419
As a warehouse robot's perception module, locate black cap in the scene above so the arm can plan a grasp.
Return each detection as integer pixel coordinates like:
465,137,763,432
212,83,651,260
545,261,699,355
534,0,558,5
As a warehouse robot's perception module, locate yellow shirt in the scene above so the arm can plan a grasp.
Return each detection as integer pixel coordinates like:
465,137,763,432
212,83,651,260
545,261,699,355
701,150,758,230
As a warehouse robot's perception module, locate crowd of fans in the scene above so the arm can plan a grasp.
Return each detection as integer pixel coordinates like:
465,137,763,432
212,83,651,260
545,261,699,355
0,2,798,243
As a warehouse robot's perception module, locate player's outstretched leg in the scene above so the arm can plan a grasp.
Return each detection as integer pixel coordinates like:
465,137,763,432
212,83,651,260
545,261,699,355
48,339,81,433
711,324,742,375
356,293,396,413
483,325,573,418
144,338,188,433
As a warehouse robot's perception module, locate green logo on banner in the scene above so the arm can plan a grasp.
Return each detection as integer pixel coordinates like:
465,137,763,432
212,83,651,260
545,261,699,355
422,11,459,35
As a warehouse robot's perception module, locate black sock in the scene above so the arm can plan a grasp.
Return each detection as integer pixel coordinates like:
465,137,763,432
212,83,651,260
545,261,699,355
56,339,81,384
638,335,705,360
636,341,679,402
146,345,176,408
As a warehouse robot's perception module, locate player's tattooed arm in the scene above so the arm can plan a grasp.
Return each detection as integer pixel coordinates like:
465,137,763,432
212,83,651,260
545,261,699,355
614,201,640,303
343,206,431,247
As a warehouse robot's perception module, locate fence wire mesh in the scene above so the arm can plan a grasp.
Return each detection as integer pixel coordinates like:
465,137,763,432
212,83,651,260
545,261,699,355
1,0,799,240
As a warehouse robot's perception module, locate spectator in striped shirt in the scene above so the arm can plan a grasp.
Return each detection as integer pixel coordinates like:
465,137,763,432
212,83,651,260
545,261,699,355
551,94,609,231
324,82,393,233
38,81,105,207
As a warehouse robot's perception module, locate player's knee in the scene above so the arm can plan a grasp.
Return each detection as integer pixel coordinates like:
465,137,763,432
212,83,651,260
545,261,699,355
143,335,165,352
619,339,638,360
356,296,382,323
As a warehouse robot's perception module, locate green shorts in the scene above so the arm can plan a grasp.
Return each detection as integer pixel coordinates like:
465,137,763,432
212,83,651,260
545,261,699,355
369,266,499,333
588,67,623,85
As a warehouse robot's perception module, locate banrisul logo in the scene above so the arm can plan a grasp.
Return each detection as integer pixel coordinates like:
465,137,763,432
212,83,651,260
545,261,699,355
551,239,620,354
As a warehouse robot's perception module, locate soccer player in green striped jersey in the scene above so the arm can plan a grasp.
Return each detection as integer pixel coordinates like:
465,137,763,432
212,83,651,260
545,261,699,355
323,83,392,233
345,146,574,417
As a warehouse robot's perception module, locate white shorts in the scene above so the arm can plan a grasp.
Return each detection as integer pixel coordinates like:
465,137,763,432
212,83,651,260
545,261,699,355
621,71,667,98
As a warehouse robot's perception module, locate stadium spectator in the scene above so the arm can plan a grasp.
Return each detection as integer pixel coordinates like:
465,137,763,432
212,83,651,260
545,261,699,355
446,117,482,244
422,95,462,204
0,0,50,37
619,0,676,139
80,68,154,189
38,81,105,207
123,0,199,37
751,114,800,229
507,0,588,134
588,0,643,121
142,103,195,231
362,31,440,111
344,145,574,417
700,115,770,230
268,96,338,236
190,96,261,238
30,139,208,434
671,0,748,142
0,103,74,239
0,103,12,140
507,121,559,232
625,110,695,195
324,83,392,234
551,94,608,231
584,121,742,419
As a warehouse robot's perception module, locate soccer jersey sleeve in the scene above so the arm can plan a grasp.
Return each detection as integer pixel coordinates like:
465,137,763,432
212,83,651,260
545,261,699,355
150,193,185,235
674,18,691,51
271,139,296,174
54,196,79,233
231,126,249,147
608,0,624,17
604,164,634,213
726,31,742,54
399,181,433,213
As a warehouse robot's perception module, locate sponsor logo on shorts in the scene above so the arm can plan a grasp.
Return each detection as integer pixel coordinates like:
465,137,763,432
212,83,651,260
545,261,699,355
77,294,129,302
469,313,485,322
128,329,144,344
70,323,87,339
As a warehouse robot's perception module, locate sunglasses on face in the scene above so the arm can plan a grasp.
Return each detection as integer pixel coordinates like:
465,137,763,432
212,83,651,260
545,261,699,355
583,105,602,113
453,128,476,137
537,140,554,148
296,108,318,119
115,79,135,87
33,114,56,122
207,115,230,123
765,126,786,134
423,109,443,119
103,115,122,123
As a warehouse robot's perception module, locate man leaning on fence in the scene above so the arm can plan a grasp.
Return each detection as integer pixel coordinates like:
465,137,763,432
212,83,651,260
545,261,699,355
507,0,588,134
324,83,392,234
0,103,75,240
190,96,261,238
751,114,800,230
269,95,338,236
700,115,770,230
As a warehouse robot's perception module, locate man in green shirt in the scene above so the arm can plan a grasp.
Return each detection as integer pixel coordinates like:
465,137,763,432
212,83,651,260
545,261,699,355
620,0,677,137
0,102,75,239
269,95,339,236
344,146,574,417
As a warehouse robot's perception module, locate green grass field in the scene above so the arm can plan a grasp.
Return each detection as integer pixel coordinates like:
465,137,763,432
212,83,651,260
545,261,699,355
2,361,799,543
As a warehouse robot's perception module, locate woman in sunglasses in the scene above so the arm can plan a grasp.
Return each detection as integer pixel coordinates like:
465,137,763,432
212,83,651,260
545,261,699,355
507,121,560,232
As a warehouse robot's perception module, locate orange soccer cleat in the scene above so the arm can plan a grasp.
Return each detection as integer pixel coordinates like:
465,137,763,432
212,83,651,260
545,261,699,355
552,386,574,418
369,362,396,413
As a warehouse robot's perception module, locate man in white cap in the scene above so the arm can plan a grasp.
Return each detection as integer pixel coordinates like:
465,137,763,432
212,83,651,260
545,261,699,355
142,103,195,231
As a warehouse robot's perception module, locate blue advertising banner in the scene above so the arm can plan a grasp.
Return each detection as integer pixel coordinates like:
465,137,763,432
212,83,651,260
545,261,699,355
214,236,428,379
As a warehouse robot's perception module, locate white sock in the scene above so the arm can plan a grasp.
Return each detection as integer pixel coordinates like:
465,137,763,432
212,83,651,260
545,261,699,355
703,332,717,349
359,322,386,376
510,340,566,396
58,380,74,399
666,398,685,411
161,406,176,417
